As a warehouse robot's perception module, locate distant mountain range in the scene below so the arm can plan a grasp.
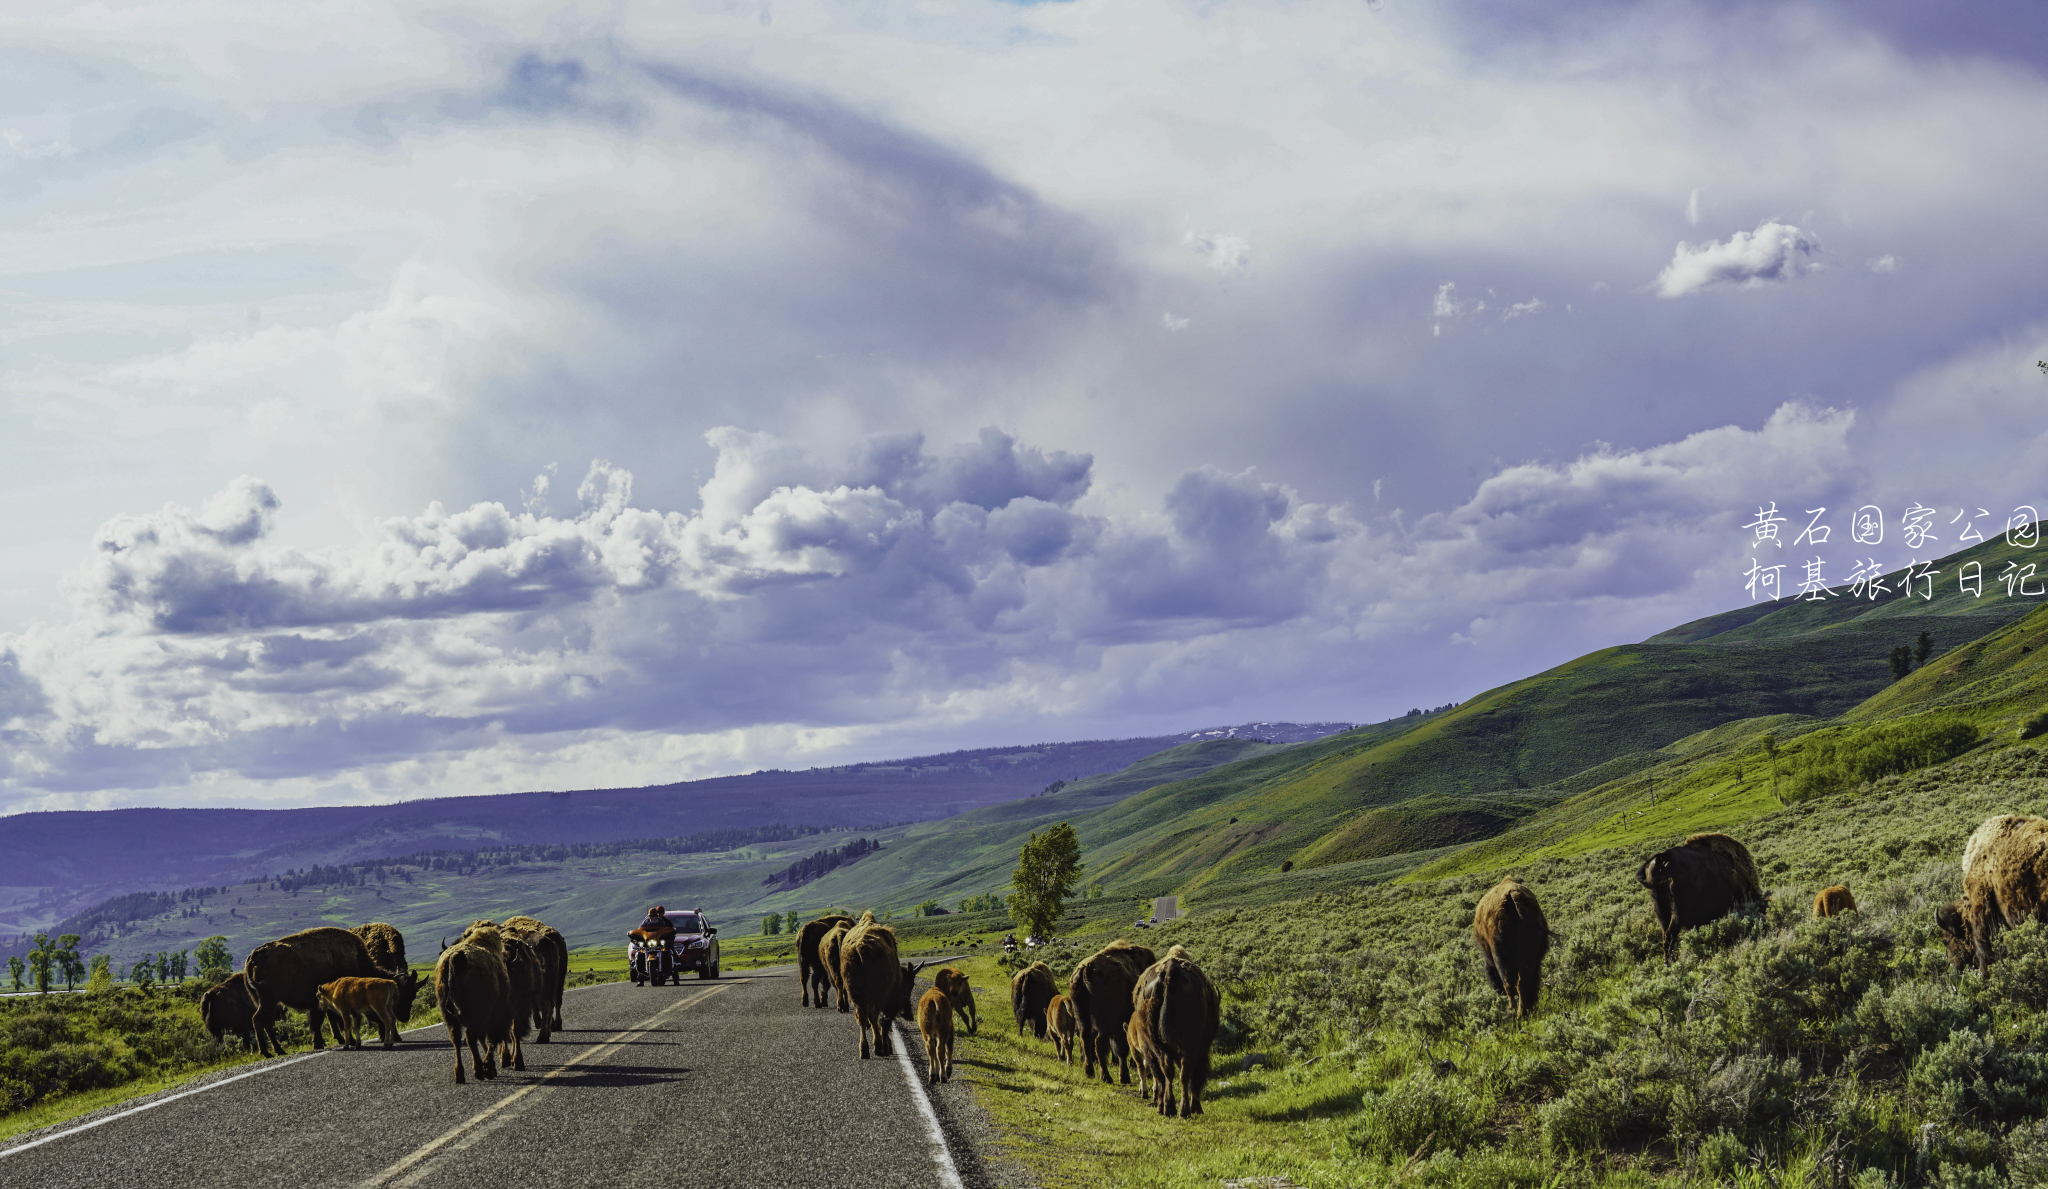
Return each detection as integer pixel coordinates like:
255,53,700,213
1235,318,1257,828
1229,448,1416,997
0,721,1356,936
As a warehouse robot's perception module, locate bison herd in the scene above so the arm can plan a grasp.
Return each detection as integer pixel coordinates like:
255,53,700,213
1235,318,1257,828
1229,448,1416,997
1011,940,1221,1119
196,915,570,1085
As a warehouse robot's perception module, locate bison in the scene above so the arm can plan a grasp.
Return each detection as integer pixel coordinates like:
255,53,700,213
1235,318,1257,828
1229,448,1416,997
502,915,569,1040
799,915,855,1008
822,920,857,1015
1130,945,1220,1117
917,986,955,1084
1125,1013,1156,1099
1938,814,2048,973
435,926,515,1084
838,913,926,1059
1473,877,1549,1019
200,973,284,1056
1010,961,1059,1039
1046,992,1079,1064
1813,884,1858,918
1637,833,1764,962
1069,940,1156,1085
460,921,534,1070
934,967,978,1036
245,927,401,1051
345,922,424,1029
316,977,400,1050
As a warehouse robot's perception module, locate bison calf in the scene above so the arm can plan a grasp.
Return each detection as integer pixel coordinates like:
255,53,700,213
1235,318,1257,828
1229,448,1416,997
1046,993,1079,1064
316,977,400,1050
1473,877,1548,1019
935,967,978,1036
1813,885,1857,917
1637,833,1764,962
917,987,955,1084
1939,815,2048,973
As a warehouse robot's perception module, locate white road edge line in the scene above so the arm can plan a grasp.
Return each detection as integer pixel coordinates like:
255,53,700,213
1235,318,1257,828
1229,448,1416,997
0,1051,329,1160
892,1020,967,1189
358,983,732,1189
0,974,648,1161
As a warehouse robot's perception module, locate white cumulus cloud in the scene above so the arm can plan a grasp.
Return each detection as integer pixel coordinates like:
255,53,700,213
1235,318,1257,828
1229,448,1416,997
1654,221,1821,298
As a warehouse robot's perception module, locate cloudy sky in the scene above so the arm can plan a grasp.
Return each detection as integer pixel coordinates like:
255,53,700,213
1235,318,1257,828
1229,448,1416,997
3,0,2047,813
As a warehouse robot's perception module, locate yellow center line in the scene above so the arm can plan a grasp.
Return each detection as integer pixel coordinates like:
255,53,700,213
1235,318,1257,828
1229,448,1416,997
358,984,731,1189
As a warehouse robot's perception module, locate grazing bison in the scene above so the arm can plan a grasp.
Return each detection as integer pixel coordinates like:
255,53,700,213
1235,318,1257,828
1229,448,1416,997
1010,962,1059,1039
1131,945,1220,1117
1473,877,1549,1019
1046,992,1079,1064
502,915,569,1040
1636,833,1764,962
799,915,856,1008
1937,815,2048,974
822,920,857,1015
435,927,514,1084
1069,940,1156,1085
200,973,284,1056
245,927,400,1051
316,977,400,1050
346,921,424,1030
917,986,955,1084
1813,885,1858,918
838,913,925,1059
934,967,978,1036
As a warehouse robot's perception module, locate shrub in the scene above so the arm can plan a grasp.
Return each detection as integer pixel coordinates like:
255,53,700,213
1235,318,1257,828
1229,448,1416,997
1343,1072,1489,1161
1787,717,1980,800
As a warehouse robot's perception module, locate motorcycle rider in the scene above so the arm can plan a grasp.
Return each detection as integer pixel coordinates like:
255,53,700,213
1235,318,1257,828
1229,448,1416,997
636,904,677,941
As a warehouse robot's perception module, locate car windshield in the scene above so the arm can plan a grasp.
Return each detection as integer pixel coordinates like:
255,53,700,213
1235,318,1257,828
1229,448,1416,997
666,912,702,934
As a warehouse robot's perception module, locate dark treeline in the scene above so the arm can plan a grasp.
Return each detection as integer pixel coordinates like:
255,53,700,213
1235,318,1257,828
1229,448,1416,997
762,837,882,888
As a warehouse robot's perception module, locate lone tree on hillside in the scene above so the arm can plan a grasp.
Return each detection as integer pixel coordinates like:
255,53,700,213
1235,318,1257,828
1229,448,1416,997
1888,645,1913,681
1008,823,1083,941
1915,631,1934,668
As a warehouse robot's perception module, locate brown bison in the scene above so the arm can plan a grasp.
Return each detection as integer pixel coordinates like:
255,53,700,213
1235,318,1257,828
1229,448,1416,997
1938,815,2048,973
463,920,543,1048
200,973,284,1056
1130,945,1220,1117
502,915,569,1040
917,986,955,1084
1010,961,1059,1039
1125,1013,1157,1099
1813,885,1858,917
838,913,926,1059
435,926,515,1084
347,922,423,1024
1069,940,1156,1085
316,977,400,1050
1473,877,1549,1019
822,920,857,1015
1637,833,1764,962
799,914,855,1008
1046,992,1079,1064
244,927,402,1051
934,967,978,1036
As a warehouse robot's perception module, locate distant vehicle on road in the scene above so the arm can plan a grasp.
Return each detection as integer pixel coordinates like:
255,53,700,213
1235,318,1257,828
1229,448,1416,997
629,909,721,985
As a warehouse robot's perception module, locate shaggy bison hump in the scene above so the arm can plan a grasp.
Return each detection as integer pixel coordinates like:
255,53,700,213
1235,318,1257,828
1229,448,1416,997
1942,814,2048,973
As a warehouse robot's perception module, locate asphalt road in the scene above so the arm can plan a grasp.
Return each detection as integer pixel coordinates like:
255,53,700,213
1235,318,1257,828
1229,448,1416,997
1,966,1022,1189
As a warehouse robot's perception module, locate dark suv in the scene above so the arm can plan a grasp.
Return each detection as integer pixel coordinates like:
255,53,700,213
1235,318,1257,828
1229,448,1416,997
629,909,721,985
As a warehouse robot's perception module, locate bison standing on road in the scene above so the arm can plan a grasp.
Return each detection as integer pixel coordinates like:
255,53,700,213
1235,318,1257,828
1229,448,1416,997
200,973,284,1056
316,977,400,1049
822,920,857,1015
800,915,855,1008
934,967,978,1036
1130,945,1220,1117
1010,962,1059,1039
1813,885,1858,918
435,927,514,1084
917,986,955,1084
464,921,542,1055
503,915,569,1040
1069,940,1156,1085
1046,993,1079,1064
1473,877,1549,1019
1938,814,2048,973
1637,833,1764,962
838,913,925,1059
244,927,403,1051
